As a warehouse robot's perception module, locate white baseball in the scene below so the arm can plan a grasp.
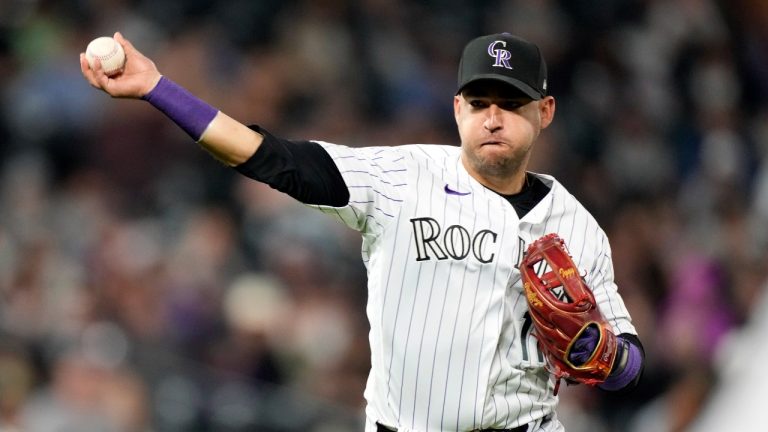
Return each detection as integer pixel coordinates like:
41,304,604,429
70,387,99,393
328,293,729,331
85,36,126,76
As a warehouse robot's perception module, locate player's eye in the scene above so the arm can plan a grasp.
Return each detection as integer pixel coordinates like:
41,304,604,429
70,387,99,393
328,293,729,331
499,101,524,111
469,100,488,109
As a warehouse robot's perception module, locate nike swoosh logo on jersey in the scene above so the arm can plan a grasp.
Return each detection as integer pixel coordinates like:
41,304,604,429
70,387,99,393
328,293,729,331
444,184,471,196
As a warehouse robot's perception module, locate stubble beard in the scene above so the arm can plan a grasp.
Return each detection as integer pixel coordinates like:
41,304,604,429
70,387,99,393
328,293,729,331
464,144,531,183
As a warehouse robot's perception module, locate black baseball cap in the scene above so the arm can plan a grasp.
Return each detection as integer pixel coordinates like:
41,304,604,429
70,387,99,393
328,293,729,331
456,33,547,99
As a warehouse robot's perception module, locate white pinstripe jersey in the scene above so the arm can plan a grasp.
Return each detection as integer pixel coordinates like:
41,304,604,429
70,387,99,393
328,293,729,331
306,142,637,432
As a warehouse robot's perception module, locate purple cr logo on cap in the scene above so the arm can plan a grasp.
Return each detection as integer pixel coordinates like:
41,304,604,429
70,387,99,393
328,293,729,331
456,33,547,98
487,40,513,70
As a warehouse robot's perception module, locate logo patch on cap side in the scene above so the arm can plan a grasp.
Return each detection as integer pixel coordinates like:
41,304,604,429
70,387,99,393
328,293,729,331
487,40,513,70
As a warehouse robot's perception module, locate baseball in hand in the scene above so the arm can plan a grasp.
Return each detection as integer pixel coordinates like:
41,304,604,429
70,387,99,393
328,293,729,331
85,36,126,76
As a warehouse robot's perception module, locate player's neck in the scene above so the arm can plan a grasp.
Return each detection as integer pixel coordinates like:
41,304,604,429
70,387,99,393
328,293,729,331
464,161,528,195
481,173,527,195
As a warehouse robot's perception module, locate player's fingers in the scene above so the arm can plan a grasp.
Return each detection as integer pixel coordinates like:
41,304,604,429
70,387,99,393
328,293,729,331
91,55,104,75
114,32,138,56
89,56,114,90
80,53,102,88
79,53,91,75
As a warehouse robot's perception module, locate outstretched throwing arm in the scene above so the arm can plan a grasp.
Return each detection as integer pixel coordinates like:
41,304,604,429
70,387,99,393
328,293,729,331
79,32,262,166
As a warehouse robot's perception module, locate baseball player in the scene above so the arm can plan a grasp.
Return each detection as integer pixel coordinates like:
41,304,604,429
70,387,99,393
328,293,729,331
80,32,645,432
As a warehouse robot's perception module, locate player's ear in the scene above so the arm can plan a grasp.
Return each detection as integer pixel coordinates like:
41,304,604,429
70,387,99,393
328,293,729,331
539,96,556,129
453,94,462,122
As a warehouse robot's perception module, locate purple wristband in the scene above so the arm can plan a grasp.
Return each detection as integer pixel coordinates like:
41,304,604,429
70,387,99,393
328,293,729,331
599,340,642,391
142,76,218,141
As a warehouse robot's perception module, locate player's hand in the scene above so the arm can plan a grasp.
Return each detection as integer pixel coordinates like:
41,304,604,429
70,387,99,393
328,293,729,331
80,32,162,99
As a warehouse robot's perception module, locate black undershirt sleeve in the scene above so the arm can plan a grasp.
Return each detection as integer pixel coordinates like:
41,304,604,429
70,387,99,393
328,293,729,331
234,125,350,207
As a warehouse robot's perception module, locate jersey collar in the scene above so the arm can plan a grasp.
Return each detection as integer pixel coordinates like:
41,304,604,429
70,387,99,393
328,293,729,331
518,172,555,224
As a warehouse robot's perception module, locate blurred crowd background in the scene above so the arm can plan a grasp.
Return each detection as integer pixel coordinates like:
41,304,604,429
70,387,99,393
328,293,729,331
0,0,766,431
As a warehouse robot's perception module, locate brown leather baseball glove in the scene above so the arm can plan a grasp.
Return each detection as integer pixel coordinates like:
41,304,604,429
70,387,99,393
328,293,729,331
520,233,618,393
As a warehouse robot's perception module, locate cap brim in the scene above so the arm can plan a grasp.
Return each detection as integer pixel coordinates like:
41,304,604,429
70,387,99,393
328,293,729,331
456,75,543,100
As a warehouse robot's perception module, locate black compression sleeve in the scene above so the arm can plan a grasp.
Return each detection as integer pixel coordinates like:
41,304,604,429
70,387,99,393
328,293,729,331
234,126,350,207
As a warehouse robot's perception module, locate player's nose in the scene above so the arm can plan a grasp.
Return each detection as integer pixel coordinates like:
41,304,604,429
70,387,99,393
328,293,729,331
483,104,503,132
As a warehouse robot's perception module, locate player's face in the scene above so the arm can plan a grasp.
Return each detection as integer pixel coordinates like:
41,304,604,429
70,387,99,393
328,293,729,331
455,81,555,190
